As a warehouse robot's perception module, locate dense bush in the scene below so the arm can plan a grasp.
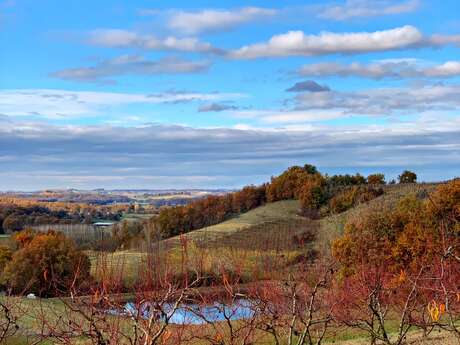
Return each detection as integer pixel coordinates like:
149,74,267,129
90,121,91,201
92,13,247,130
298,174,327,216
327,186,384,214
1,230,91,296
0,246,12,273
266,165,318,202
325,173,366,187
367,173,386,185
398,170,417,183
333,179,459,274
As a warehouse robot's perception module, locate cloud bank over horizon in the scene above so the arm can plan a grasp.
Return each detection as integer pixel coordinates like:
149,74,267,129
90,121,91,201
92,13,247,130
1,0,459,189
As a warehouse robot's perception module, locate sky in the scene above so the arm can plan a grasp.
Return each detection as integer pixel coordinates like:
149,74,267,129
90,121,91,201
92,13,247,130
0,0,459,190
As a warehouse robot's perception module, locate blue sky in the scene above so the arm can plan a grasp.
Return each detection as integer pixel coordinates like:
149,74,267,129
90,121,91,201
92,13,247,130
0,0,459,190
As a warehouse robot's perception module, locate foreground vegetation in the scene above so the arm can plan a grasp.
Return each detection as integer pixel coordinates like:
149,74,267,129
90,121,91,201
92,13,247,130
0,165,458,344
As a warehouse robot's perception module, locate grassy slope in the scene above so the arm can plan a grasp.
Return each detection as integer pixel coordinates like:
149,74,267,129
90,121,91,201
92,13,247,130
98,183,439,282
163,199,306,249
90,200,306,282
165,182,439,254
315,182,439,255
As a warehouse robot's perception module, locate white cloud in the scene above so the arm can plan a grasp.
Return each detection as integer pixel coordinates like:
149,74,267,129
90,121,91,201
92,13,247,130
229,25,423,59
424,61,460,77
0,89,242,119
318,0,420,21
166,7,277,34
51,55,211,84
297,60,460,79
231,109,345,123
426,34,460,47
293,84,460,116
87,29,222,54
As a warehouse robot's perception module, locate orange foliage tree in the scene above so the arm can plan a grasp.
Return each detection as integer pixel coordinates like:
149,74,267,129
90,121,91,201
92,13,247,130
1,230,91,296
332,179,460,343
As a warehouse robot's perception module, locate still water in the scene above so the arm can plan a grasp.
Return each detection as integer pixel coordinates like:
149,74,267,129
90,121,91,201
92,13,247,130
120,299,254,325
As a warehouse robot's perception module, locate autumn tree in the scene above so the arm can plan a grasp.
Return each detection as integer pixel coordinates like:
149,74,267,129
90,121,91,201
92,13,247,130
298,174,327,217
0,246,12,289
326,173,366,188
367,173,386,185
333,180,460,343
398,170,417,184
327,186,384,214
2,214,24,233
266,165,319,202
1,230,91,296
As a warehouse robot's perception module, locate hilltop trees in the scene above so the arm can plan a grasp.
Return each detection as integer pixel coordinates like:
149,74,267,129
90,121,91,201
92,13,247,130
325,173,366,187
298,174,327,217
398,170,417,184
367,173,386,185
266,165,317,202
152,165,392,238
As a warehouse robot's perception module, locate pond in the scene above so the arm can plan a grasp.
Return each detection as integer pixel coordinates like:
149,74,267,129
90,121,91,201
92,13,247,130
120,299,254,325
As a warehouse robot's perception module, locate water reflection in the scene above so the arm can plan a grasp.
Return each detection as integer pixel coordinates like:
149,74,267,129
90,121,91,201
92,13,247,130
123,299,254,325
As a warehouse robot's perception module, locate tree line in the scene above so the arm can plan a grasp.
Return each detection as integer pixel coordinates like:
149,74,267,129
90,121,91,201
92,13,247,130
0,203,123,234
152,164,418,238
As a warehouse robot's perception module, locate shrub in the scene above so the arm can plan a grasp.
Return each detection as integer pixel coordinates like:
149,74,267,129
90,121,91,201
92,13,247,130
2,231,91,296
328,186,384,214
0,246,12,273
425,178,460,231
333,179,460,274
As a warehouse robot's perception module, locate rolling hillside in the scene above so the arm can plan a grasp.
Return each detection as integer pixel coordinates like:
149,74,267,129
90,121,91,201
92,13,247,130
163,182,439,254
90,182,440,285
163,199,308,250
